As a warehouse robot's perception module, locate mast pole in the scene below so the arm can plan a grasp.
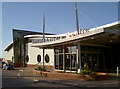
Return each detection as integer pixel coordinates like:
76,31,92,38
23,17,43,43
75,2,82,73
43,13,45,68
75,2,80,34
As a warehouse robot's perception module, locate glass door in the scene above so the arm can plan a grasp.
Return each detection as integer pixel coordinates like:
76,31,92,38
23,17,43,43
65,54,70,70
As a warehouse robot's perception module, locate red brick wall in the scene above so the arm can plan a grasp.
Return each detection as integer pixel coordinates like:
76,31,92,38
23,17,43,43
27,64,54,71
14,63,54,71
33,70,114,80
14,63,27,67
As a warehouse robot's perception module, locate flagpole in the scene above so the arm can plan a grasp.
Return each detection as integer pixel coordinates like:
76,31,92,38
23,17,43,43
75,2,82,73
43,13,45,68
75,2,80,34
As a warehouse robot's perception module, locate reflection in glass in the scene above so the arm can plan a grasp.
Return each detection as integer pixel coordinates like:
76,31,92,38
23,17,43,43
55,55,59,69
65,54,70,70
59,48,63,53
54,46,77,71
71,46,76,53
59,54,63,70
54,49,59,54
65,47,71,53
71,54,76,69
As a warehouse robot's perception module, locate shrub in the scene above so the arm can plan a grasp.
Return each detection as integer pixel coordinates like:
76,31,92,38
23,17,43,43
80,70,89,75
80,70,97,75
37,66,46,71
91,72,97,75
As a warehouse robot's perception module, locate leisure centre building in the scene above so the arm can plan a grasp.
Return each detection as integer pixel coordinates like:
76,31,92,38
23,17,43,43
3,21,120,72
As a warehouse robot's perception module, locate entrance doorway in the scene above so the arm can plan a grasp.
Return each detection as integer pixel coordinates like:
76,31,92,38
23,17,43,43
54,46,77,71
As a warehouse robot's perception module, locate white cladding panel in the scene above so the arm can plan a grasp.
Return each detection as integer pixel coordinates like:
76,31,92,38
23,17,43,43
27,43,54,66
3,47,13,62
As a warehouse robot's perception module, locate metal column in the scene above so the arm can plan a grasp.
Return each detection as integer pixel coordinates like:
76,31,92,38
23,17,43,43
77,42,82,73
63,46,65,72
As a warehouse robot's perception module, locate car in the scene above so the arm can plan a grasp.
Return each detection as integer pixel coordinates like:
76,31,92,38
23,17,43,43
0,62,2,68
3,63,14,70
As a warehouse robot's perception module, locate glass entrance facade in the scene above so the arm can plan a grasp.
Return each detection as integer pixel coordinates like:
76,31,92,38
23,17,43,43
65,46,77,71
54,46,77,71
81,47,112,71
54,47,63,70
54,45,112,72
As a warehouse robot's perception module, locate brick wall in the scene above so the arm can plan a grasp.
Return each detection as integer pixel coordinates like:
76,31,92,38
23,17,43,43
27,64,54,71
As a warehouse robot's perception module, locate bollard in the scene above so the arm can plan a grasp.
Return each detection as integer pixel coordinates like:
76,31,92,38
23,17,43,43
117,67,119,76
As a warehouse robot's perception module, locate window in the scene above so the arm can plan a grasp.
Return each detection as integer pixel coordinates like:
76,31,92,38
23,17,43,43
26,55,29,62
12,56,14,63
71,46,76,53
37,55,41,63
55,55,59,69
65,47,71,53
45,54,50,63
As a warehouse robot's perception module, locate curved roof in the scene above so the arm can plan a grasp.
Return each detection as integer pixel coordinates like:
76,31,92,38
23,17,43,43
4,21,120,51
89,21,120,31
24,33,67,38
31,21,120,48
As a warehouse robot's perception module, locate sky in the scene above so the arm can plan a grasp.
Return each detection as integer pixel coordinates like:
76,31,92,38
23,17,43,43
1,2,118,57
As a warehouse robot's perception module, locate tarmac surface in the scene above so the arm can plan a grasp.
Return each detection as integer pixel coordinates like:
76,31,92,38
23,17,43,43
1,67,120,89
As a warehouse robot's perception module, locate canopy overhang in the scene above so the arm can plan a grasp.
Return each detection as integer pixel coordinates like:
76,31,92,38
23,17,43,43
31,27,120,48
